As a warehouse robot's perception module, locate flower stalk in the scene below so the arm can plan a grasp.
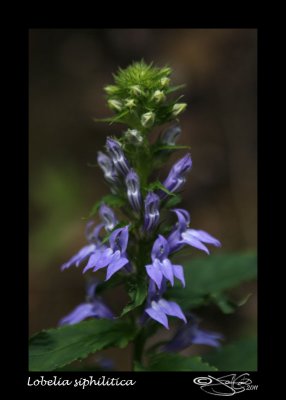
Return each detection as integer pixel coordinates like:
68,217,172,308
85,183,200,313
60,61,222,371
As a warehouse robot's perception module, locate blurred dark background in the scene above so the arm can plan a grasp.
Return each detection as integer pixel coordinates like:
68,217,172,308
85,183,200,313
29,29,257,370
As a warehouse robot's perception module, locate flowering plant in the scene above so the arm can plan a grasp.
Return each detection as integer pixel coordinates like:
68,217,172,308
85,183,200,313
29,62,257,372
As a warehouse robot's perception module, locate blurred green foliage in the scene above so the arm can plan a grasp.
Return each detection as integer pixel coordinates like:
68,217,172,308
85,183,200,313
29,166,87,267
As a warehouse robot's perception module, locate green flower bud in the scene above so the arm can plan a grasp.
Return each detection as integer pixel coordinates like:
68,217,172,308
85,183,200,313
160,77,170,87
104,85,119,95
125,98,137,109
108,99,122,112
172,103,187,116
125,129,143,144
141,111,155,128
152,90,166,103
129,85,143,96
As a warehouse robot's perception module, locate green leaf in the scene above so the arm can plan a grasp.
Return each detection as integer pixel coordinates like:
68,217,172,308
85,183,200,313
164,194,182,209
93,110,130,125
140,353,217,371
29,319,137,371
96,274,124,295
165,84,186,94
204,337,257,371
211,293,236,314
168,252,257,309
153,144,191,152
121,275,148,316
211,292,253,314
89,194,126,217
145,180,175,196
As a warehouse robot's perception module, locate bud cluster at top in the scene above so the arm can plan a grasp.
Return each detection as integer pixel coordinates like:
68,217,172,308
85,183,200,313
104,61,187,130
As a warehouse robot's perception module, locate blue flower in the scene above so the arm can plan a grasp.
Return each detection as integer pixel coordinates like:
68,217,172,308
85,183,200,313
145,235,185,289
106,138,130,176
160,153,192,197
145,299,187,330
164,314,223,351
161,124,181,145
61,221,104,271
143,192,160,232
83,226,130,281
97,151,119,185
59,280,114,326
143,280,186,329
125,169,142,213
60,205,119,273
168,208,221,254
99,204,118,231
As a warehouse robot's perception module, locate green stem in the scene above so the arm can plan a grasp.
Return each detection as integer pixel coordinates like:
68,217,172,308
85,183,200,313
133,328,146,369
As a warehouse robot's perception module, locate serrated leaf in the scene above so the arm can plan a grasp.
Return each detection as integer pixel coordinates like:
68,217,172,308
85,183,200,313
203,337,257,371
168,252,257,309
89,194,126,217
29,319,137,371
121,276,148,316
141,353,217,371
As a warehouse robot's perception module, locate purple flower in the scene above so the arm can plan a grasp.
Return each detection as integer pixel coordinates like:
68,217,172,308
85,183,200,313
145,298,186,329
160,153,192,197
99,204,118,231
61,221,104,271
106,138,130,176
145,235,185,289
97,151,119,185
85,221,105,243
144,192,160,232
83,226,129,281
168,209,221,254
59,280,114,326
164,315,223,351
125,169,142,213
161,125,181,145
141,279,186,329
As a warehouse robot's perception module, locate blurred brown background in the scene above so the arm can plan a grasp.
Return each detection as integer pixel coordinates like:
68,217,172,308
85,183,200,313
29,29,257,370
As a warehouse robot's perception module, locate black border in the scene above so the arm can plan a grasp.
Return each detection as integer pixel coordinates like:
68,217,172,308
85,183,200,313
7,25,274,395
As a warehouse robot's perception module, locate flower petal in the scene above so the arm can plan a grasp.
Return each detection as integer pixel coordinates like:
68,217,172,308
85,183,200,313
61,244,96,271
99,204,118,232
191,328,223,347
161,258,174,286
109,226,129,253
59,303,97,326
91,300,114,319
181,231,210,254
172,208,190,231
158,299,187,323
146,263,163,289
167,229,184,253
145,303,169,329
151,235,169,261
172,264,185,287
93,247,114,269
106,256,129,281
187,229,221,247
82,250,102,274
